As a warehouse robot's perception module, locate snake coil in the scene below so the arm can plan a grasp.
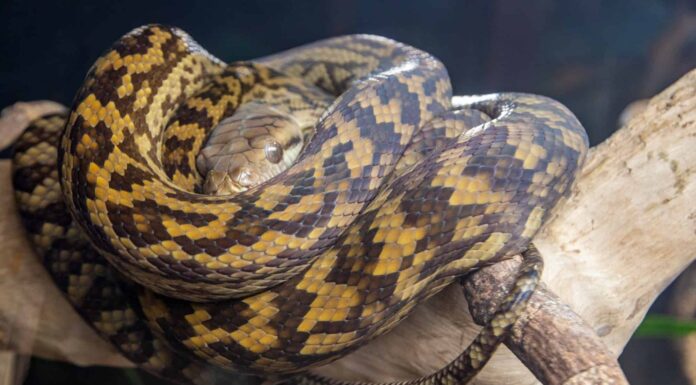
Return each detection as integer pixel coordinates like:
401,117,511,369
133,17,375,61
12,25,588,384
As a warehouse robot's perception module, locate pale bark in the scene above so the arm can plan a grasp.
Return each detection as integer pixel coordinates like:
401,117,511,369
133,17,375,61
1,68,695,385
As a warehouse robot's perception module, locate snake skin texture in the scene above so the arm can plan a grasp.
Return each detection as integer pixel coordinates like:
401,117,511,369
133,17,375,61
12,24,588,383
298,246,543,385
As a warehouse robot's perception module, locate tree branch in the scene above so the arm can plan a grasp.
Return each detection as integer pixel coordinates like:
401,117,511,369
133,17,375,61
463,258,627,385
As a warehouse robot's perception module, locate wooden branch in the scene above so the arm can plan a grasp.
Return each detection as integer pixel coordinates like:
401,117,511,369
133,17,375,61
0,68,695,385
463,258,627,385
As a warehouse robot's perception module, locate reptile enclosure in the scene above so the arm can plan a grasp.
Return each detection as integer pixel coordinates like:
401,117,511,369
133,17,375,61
2,64,695,385
1,2,695,385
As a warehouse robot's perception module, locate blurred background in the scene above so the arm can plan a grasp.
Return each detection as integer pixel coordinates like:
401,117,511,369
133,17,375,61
1,0,694,384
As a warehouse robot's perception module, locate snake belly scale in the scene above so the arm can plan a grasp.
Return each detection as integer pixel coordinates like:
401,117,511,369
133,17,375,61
12,24,588,381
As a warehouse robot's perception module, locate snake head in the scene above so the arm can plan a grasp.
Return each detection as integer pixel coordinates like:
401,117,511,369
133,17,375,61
197,102,310,195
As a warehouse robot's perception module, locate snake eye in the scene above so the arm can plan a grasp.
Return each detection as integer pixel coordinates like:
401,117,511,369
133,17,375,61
264,141,283,164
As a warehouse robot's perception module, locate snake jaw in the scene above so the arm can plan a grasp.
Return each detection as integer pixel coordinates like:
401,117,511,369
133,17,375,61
203,169,250,195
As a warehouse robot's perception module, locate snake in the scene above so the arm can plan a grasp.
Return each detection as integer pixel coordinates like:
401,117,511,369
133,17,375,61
11,25,588,384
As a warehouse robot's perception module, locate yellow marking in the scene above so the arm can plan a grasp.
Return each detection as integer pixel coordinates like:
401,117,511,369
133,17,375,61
205,261,225,269
461,232,512,262
546,161,560,176
143,54,220,148
170,250,189,261
160,212,231,240
227,315,280,354
412,248,435,266
225,244,248,256
521,206,545,238
148,244,169,258
392,265,425,299
360,301,385,319
133,80,152,110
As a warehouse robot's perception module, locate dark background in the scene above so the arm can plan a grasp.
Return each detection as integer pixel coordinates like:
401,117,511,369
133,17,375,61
2,0,695,384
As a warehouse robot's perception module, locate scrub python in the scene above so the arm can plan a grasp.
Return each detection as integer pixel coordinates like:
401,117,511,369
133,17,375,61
11,25,588,385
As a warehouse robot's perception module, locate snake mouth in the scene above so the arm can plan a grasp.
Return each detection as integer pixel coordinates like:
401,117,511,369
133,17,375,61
203,169,251,195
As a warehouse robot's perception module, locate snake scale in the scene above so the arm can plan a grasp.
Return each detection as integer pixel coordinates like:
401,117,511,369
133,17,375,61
11,25,588,384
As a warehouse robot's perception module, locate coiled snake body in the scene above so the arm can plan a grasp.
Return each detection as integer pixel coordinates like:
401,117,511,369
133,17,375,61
12,25,588,384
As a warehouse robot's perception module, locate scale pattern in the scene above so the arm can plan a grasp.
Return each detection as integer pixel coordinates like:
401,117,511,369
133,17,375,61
12,24,588,382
